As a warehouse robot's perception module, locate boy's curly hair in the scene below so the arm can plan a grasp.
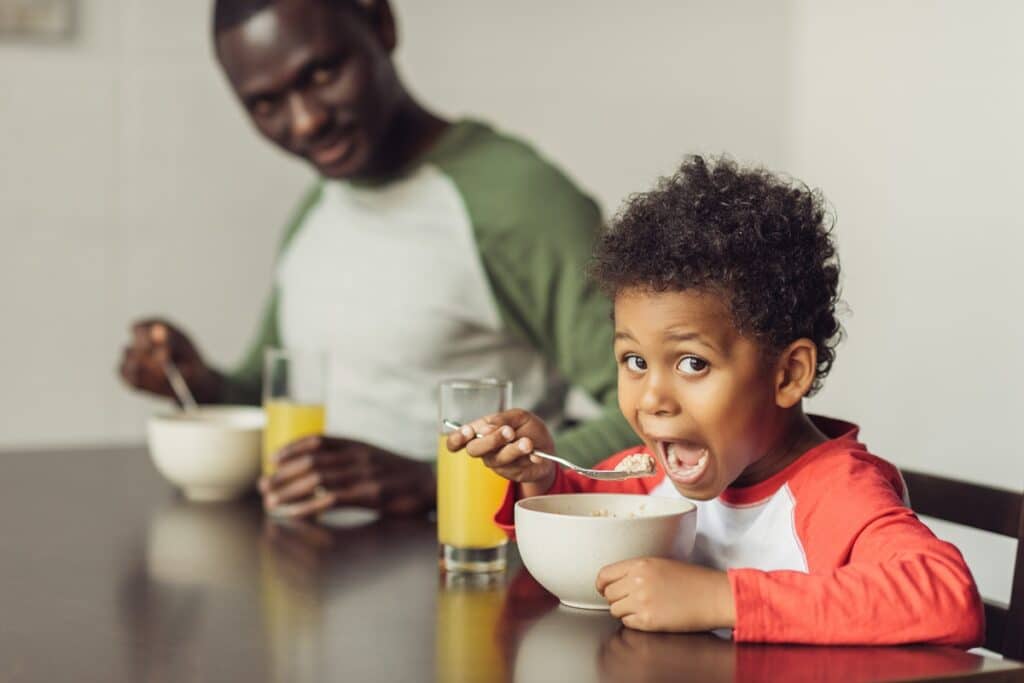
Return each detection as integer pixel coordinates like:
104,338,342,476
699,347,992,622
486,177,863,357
591,155,842,395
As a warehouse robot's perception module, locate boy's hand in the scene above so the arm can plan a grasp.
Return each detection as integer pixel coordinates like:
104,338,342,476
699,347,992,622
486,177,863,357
596,558,736,633
445,409,556,497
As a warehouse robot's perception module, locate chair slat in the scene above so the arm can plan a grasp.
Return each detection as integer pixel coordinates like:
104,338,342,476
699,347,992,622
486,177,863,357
984,600,1008,654
901,470,1021,538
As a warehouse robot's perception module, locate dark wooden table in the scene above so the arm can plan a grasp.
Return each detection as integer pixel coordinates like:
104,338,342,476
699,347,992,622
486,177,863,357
1,447,1022,683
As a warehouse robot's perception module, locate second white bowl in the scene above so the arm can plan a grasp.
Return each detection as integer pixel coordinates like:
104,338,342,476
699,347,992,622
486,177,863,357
147,406,265,502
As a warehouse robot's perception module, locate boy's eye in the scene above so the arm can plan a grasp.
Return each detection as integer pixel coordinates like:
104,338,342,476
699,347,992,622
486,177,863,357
624,354,647,372
677,356,709,375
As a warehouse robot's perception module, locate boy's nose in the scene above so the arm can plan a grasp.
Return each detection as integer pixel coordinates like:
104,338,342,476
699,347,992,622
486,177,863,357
638,371,679,416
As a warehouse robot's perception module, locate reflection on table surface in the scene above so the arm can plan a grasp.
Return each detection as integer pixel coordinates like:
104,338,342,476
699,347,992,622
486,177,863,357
0,447,1019,682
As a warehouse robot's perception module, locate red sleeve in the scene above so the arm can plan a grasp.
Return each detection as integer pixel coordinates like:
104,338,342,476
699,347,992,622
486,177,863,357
729,452,984,647
494,446,665,538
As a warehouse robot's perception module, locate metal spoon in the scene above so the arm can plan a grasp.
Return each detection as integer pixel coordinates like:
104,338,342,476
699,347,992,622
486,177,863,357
441,418,654,481
163,359,199,412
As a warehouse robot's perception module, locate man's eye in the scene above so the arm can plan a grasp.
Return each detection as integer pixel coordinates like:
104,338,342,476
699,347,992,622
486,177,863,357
251,98,279,117
624,355,647,372
677,356,709,375
311,65,337,86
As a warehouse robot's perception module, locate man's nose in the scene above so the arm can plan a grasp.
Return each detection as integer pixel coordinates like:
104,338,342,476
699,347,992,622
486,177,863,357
638,370,679,416
288,91,329,143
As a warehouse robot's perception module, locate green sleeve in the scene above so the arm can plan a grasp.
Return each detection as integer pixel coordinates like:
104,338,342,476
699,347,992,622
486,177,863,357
433,125,640,466
220,181,324,405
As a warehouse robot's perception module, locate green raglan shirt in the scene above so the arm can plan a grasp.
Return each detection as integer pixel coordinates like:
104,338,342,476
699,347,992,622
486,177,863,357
222,120,638,466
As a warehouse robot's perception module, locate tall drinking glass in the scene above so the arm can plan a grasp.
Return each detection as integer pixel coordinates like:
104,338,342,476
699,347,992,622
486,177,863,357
262,349,327,477
437,378,511,573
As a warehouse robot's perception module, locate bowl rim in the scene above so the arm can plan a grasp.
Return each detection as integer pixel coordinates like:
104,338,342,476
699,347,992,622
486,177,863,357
149,405,265,429
515,492,695,522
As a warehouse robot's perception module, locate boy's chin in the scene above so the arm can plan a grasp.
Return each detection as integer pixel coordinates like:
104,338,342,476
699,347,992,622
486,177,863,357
667,475,724,501
670,480,722,501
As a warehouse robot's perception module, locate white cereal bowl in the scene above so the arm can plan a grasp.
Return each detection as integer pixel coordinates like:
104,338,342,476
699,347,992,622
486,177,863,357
514,493,697,610
147,406,265,502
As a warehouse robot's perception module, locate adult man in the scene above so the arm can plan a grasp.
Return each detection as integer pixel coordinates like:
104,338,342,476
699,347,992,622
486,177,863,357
120,0,637,517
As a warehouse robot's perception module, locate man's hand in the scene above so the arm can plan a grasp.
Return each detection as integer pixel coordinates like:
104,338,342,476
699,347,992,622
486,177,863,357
260,436,435,518
445,409,557,498
595,558,736,633
119,319,223,404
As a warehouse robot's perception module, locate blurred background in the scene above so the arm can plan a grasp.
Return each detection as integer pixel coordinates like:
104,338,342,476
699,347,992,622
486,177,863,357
1,0,1021,605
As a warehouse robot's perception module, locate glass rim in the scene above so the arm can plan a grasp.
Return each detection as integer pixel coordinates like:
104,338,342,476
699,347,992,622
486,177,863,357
438,377,511,391
264,347,328,362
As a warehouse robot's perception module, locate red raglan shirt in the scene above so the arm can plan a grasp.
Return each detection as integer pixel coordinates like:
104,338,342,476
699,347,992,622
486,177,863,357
494,416,984,646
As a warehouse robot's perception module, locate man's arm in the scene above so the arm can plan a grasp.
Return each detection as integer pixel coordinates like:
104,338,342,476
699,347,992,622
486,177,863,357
217,181,324,405
437,128,640,467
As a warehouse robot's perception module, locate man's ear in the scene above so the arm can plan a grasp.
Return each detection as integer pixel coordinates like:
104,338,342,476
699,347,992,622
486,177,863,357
359,0,397,54
773,339,818,408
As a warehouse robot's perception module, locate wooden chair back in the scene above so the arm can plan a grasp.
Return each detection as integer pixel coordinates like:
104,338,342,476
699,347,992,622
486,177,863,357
902,469,1024,658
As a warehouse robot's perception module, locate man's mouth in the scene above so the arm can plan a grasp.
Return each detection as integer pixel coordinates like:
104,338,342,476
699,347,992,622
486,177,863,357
309,125,358,167
655,439,710,486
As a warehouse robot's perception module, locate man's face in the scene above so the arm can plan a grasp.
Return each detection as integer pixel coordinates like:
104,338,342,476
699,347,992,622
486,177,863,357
215,0,400,179
613,288,779,500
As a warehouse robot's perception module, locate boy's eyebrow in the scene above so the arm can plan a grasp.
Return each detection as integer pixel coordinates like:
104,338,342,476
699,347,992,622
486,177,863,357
614,329,719,353
664,330,719,352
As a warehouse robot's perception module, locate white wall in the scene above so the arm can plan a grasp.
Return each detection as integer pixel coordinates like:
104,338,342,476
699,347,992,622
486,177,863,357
0,1,1020,601
787,0,1024,605
0,0,311,445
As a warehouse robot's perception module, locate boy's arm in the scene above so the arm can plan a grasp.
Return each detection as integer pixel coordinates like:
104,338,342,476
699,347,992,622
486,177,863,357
729,460,984,646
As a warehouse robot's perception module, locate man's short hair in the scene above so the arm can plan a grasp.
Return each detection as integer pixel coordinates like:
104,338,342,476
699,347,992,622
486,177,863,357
213,0,365,35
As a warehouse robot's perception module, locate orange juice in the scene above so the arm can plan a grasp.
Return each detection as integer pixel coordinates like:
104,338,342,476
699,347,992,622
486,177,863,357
262,400,326,475
436,434,509,549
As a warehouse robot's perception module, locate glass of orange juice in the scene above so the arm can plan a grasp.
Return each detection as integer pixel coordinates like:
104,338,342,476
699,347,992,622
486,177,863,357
262,348,327,477
437,378,511,573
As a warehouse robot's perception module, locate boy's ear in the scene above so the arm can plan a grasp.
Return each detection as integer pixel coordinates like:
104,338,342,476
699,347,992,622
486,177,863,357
773,339,818,409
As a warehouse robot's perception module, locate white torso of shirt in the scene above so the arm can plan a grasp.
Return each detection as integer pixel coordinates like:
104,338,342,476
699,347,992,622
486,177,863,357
650,477,809,573
275,165,563,461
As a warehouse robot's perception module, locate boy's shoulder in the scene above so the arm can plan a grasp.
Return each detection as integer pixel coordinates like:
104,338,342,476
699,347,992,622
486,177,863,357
782,420,914,557
789,419,906,506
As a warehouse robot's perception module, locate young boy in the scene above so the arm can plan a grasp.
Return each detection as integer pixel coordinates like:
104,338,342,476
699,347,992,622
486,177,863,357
445,156,984,646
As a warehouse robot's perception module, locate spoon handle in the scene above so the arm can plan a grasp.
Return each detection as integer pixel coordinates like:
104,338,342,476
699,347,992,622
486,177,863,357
163,360,199,412
441,418,576,469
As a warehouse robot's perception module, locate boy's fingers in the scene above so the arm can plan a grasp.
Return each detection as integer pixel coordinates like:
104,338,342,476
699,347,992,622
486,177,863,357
608,594,636,621
620,613,653,632
600,577,630,604
446,431,467,451
488,438,533,468
465,426,515,457
486,409,532,429
596,559,635,593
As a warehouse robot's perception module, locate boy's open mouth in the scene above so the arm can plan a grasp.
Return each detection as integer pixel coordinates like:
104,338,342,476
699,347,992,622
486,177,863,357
656,440,710,486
